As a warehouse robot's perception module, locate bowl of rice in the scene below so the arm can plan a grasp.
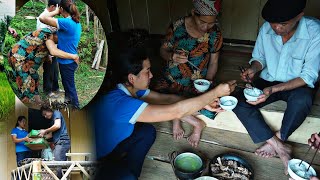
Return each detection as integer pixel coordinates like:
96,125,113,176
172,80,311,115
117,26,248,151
243,87,263,101
288,159,317,180
219,96,238,111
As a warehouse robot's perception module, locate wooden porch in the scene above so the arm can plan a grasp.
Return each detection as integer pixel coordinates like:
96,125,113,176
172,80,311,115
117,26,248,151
139,46,320,180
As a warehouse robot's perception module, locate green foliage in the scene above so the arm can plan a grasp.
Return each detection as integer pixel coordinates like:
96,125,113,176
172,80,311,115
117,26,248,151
0,15,13,54
2,0,105,109
0,72,15,120
2,1,45,55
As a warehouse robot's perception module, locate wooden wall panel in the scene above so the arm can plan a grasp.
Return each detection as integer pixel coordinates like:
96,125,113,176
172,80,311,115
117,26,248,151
258,0,267,30
131,0,150,31
169,0,193,22
148,0,171,34
219,0,233,40
115,0,320,40
7,109,19,180
305,0,320,18
224,0,261,41
117,0,135,30
69,109,95,161
102,8,113,33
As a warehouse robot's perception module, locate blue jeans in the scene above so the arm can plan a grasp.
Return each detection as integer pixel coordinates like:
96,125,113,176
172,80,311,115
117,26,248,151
95,123,156,180
53,139,71,178
16,151,32,166
233,78,315,143
59,62,79,108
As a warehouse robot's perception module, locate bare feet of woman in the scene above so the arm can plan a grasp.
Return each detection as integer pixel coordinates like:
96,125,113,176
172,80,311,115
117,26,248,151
267,136,292,175
255,143,277,158
172,119,185,140
34,95,43,105
182,115,206,147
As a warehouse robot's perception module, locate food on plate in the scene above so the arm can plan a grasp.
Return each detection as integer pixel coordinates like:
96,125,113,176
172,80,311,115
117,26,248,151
210,157,252,180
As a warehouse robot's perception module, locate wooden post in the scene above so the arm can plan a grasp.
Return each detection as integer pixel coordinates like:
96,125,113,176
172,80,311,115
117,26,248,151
94,16,98,44
32,161,41,180
91,40,104,69
95,40,105,70
85,5,90,31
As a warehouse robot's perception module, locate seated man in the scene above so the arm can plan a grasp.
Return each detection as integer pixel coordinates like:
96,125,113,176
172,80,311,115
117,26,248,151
91,47,236,180
233,0,320,174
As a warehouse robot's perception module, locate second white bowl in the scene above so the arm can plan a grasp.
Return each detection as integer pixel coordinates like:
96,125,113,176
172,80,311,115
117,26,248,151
219,96,238,111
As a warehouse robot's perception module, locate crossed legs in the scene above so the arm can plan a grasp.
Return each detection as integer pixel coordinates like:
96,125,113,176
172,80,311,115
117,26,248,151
233,79,314,174
172,114,206,148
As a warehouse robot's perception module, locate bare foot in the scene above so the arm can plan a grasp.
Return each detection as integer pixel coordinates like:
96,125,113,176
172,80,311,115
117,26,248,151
255,143,277,158
267,137,292,175
182,116,206,148
34,95,43,105
172,119,184,140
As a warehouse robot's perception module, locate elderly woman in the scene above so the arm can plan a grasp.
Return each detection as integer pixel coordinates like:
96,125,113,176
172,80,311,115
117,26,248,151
154,0,223,147
6,28,79,104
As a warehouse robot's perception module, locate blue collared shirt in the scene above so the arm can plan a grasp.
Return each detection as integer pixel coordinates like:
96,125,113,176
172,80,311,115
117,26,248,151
91,84,150,159
249,17,320,88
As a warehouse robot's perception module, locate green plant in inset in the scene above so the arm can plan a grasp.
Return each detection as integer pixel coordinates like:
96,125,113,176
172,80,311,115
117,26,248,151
0,15,13,54
0,72,15,120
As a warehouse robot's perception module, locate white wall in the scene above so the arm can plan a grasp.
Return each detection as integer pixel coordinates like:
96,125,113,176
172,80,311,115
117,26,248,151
0,0,15,21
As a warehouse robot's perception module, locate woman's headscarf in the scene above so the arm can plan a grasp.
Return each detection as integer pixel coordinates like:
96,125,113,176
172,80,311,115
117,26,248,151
193,0,222,16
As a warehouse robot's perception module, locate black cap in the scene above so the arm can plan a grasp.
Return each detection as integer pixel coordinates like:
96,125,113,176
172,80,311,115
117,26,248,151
262,0,306,23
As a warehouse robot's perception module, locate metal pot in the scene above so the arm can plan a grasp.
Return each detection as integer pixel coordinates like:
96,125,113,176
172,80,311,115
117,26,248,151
173,152,205,180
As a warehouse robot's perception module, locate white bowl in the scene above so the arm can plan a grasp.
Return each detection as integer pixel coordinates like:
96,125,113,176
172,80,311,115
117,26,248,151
195,176,218,180
243,87,263,101
288,159,317,180
219,96,238,111
194,79,211,92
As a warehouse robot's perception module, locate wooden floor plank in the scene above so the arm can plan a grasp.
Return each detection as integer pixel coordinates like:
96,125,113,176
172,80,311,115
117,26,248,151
200,109,320,145
140,158,176,180
144,131,320,180
153,122,320,166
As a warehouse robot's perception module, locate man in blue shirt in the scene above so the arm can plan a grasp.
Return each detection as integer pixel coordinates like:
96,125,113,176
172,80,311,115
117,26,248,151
233,0,320,174
91,47,236,180
39,107,70,178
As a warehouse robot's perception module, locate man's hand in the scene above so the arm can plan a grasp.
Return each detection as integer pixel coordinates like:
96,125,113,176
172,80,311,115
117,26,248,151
247,86,272,105
38,129,46,138
308,133,320,152
240,67,256,83
8,27,18,38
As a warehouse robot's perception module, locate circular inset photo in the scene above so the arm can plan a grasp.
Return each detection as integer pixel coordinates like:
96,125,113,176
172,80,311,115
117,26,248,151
2,0,106,109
